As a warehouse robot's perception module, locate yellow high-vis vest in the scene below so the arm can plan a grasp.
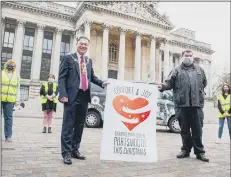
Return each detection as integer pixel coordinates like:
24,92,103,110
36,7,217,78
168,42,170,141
217,94,231,118
1,70,19,103
40,82,58,104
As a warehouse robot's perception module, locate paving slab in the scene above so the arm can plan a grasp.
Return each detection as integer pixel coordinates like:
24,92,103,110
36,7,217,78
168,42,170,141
2,116,230,177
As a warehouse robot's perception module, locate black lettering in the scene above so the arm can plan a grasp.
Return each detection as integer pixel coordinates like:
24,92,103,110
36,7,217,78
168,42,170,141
141,90,152,99
114,146,123,154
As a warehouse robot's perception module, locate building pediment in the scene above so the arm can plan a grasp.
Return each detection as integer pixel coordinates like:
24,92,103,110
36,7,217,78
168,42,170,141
75,2,174,30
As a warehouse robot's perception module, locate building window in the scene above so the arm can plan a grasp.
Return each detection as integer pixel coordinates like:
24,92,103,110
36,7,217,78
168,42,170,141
21,55,32,79
23,33,34,51
20,85,29,101
173,56,176,68
194,58,200,65
1,52,12,69
3,23,16,48
109,43,118,63
3,31,15,48
1,23,16,69
40,31,53,81
60,34,70,56
161,71,164,82
108,69,118,79
21,27,35,79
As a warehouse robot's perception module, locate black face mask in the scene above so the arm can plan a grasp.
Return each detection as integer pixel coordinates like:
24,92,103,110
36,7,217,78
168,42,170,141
6,65,14,71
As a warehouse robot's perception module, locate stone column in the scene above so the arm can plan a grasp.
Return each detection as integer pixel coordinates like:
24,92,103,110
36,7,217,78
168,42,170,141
1,17,5,44
71,29,80,53
12,19,25,76
31,24,45,80
149,35,156,81
84,21,92,57
118,28,126,80
134,32,141,81
159,50,162,82
51,28,63,79
100,24,109,80
163,39,170,80
71,30,76,53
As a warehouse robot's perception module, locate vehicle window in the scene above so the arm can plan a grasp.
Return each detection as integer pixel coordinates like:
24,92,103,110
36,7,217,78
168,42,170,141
91,83,106,92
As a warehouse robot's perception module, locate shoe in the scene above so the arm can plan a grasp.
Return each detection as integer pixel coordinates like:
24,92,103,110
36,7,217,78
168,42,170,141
6,138,12,142
48,127,52,133
196,154,209,162
215,139,221,144
72,151,86,160
42,127,46,133
176,151,190,158
63,154,72,165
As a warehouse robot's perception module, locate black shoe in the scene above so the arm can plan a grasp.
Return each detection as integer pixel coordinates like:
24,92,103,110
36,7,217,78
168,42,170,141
176,151,190,158
72,151,86,160
196,154,209,162
63,154,72,165
48,127,52,133
42,127,46,133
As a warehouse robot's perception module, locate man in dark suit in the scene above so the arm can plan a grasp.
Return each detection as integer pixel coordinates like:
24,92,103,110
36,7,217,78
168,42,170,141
58,36,108,165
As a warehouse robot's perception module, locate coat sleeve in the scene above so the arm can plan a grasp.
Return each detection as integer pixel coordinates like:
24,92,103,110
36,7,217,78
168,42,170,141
58,55,69,98
201,68,207,89
228,106,231,114
90,60,104,88
40,85,46,97
217,99,224,114
161,68,177,92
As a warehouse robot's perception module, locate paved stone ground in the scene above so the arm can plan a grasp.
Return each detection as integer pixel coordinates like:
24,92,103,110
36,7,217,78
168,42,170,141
2,117,230,177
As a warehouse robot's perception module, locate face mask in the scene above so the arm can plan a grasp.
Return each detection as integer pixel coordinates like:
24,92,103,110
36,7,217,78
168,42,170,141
182,57,194,66
48,78,54,83
6,64,14,71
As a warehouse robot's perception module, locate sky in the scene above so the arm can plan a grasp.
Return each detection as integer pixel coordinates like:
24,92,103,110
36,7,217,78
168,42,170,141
158,2,230,74
57,2,230,74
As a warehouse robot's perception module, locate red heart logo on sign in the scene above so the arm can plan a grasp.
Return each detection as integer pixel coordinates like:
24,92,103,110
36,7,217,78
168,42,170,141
112,95,151,131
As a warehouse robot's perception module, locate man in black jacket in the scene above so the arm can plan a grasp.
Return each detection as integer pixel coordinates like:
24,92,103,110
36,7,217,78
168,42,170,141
158,50,209,162
58,36,108,165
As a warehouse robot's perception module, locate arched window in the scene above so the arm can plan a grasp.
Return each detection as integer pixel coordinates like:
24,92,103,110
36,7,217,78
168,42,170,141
109,43,118,63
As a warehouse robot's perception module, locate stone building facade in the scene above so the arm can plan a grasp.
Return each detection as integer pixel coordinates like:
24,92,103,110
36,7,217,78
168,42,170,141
1,1,214,100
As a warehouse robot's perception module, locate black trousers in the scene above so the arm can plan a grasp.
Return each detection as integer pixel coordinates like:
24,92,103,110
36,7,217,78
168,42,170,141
176,107,205,155
61,90,88,157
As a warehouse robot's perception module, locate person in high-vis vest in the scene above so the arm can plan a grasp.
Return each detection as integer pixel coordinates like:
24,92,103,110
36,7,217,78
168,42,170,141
1,60,20,142
215,84,231,144
40,74,58,133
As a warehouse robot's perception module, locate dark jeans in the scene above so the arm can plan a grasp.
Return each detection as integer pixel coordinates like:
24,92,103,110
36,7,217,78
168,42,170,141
61,92,88,158
1,102,14,139
218,117,231,139
176,107,205,155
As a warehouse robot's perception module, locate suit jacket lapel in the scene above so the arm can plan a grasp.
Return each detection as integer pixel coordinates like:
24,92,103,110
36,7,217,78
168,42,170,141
70,53,80,77
85,56,91,80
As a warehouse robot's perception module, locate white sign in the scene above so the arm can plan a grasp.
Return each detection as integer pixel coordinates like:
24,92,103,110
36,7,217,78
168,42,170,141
100,80,158,163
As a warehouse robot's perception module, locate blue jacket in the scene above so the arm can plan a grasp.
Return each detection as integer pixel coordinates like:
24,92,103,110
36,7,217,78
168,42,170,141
58,52,104,105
